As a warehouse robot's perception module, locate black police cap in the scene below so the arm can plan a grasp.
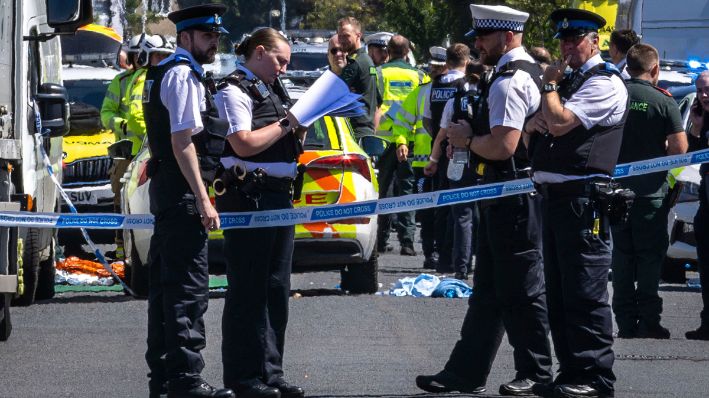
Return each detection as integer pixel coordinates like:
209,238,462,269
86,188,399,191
550,8,606,39
168,4,229,34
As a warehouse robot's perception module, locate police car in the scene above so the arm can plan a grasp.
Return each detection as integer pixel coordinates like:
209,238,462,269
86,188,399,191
121,116,380,296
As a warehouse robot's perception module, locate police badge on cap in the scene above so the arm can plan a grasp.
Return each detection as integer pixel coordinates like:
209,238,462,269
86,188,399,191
168,3,229,34
550,8,606,39
465,4,529,38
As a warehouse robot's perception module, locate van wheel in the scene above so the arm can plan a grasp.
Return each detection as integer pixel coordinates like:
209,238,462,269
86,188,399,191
12,229,41,306
341,250,379,294
128,234,149,299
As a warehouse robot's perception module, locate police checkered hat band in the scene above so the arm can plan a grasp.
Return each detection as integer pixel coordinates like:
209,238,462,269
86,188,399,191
429,46,447,65
467,4,529,36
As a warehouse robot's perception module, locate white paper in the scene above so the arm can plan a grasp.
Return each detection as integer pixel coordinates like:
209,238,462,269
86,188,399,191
289,70,364,126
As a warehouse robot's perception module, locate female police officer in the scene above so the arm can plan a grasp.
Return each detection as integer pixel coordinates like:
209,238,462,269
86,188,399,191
214,28,304,398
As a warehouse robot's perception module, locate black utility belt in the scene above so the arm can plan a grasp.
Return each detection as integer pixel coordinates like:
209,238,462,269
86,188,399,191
534,179,600,198
535,179,635,225
214,167,293,195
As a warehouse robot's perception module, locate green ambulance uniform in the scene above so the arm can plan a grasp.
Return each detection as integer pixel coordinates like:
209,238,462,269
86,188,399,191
340,47,379,139
611,78,685,335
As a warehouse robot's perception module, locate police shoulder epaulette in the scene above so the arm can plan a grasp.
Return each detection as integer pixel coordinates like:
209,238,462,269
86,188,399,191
652,85,673,97
594,62,622,77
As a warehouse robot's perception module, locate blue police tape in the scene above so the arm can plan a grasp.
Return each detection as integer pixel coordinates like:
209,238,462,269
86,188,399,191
1,148,708,230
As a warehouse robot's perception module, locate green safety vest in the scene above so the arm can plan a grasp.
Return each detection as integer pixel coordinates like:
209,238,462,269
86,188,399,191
100,69,134,139
392,83,431,168
376,60,429,143
123,68,149,156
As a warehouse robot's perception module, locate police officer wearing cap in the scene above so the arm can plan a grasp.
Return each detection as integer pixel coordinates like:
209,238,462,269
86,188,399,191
213,27,305,398
416,5,552,396
365,31,393,67
142,4,234,398
526,8,628,398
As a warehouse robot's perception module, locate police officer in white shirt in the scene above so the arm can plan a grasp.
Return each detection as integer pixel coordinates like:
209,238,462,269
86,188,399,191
142,4,234,398
416,5,552,396
526,8,629,398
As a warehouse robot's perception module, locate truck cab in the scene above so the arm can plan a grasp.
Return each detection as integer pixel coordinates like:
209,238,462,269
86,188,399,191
0,0,93,341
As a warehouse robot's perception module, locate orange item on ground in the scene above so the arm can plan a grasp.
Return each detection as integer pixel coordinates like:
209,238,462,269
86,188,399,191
56,256,125,279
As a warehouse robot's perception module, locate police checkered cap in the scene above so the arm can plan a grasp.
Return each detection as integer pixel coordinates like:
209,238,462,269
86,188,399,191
469,4,529,34
429,46,447,65
365,31,394,48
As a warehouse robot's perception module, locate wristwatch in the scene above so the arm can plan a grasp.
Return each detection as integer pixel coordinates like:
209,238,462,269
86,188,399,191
278,117,292,133
542,83,559,94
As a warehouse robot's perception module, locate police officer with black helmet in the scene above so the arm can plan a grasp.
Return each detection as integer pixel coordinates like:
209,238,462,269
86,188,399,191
416,4,552,396
526,8,628,398
142,3,234,398
213,28,304,398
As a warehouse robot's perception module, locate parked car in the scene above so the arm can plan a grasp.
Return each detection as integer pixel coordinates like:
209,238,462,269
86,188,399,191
121,116,380,297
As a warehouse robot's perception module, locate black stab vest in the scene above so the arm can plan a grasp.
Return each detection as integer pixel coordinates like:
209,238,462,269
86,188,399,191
452,60,542,182
429,74,467,139
530,63,628,177
218,71,298,164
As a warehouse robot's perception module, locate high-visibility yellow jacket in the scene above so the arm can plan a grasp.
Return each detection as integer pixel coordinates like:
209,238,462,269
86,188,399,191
100,69,134,139
122,68,148,156
392,83,432,168
376,60,429,145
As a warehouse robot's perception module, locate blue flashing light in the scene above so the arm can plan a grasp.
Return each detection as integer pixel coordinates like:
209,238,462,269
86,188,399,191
688,60,702,69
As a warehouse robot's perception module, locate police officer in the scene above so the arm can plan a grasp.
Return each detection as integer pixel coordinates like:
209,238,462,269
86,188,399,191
141,4,234,398
527,8,628,398
375,35,429,256
423,44,470,272
416,5,552,395
364,31,393,67
687,71,709,341
213,27,305,398
612,43,687,339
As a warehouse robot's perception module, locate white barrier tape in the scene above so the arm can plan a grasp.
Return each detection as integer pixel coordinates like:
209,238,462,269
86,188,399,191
2,148,709,231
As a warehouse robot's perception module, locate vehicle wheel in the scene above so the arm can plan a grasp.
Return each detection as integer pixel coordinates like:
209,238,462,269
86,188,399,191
0,293,11,341
128,235,149,299
35,240,56,301
12,229,41,306
341,250,379,294
661,257,687,284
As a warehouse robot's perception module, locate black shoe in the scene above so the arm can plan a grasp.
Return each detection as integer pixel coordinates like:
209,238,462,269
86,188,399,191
454,271,469,280
423,253,439,269
415,373,485,394
636,323,670,339
378,243,394,253
400,245,416,256
269,379,304,398
686,326,709,340
235,382,281,398
149,380,168,398
554,384,613,398
499,378,535,396
532,382,556,398
167,382,235,398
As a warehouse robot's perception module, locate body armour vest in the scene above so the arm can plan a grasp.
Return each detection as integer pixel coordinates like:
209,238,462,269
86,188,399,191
218,71,299,164
530,63,628,177
429,74,467,140
452,61,542,182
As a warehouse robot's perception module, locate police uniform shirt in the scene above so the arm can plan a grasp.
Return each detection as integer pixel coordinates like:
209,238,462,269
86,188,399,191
422,70,466,119
563,53,628,130
617,57,631,80
487,46,541,131
158,46,206,135
214,65,297,178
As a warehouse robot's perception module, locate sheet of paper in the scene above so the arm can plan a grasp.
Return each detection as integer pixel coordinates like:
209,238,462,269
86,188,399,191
289,70,362,126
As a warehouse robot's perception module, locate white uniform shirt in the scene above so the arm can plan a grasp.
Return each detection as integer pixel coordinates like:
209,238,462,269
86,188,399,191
423,69,466,119
158,47,205,135
616,57,631,80
214,65,297,178
487,46,541,131
533,53,628,184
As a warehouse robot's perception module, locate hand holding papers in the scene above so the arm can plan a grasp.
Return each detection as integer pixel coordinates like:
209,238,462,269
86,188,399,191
288,70,366,127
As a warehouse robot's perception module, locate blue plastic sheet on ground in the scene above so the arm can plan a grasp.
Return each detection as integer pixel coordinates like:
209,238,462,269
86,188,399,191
386,273,472,298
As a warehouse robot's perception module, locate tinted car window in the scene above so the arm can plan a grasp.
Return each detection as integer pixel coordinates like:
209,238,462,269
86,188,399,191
289,52,328,71
304,118,334,150
64,79,111,109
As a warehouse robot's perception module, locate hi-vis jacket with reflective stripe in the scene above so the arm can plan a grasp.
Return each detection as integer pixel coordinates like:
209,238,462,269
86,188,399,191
122,68,149,156
376,59,429,144
100,69,135,140
392,83,432,168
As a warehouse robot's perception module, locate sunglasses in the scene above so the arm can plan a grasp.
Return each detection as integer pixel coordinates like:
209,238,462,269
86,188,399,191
329,48,344,55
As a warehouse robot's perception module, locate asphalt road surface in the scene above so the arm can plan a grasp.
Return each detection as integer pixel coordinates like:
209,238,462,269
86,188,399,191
1,236,708,397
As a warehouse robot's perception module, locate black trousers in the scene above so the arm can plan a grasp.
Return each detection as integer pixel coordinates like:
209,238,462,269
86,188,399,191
444,194,552,386
448,167,480,275
434,155,453,268
414,167,435,257
694,175,709,328
541,192,615,392
376,144,415,247
146,193,209,392
217,188,294,387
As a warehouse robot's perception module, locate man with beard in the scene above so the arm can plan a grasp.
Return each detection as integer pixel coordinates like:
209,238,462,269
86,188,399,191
141,4,233,398
364,31,393,67
337,17,380,154
416,5,552,396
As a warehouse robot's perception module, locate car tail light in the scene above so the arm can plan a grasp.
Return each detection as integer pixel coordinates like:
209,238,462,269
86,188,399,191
307,154,371,182
137,160,149,187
